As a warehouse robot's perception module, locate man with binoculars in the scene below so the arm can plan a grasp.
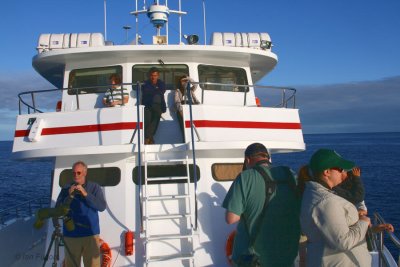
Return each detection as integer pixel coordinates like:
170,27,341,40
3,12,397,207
55,161,107,267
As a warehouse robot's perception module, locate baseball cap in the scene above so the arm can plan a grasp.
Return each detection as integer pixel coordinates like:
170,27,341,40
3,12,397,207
244,143,270,158
309,148,355,173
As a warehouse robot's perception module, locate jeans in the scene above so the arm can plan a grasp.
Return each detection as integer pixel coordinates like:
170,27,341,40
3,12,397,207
144,104,162,139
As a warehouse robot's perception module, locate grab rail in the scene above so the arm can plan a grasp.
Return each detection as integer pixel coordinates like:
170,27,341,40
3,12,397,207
135,81,144,233
17,84,130,115
373,212,400,267
0,196,50,225
195,82,297,108
186,80,199,230
17,82,297,115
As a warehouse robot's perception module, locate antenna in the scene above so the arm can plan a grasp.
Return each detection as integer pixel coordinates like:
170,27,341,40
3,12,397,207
104,0,107,40
202,0,207,45
123,25,131,44
178,0,182,43
135,0,138,45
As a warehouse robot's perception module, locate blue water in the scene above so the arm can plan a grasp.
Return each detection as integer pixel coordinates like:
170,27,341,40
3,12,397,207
1,132,400,257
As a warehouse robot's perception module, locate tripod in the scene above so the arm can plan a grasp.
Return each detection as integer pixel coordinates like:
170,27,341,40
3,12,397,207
42,219,78,267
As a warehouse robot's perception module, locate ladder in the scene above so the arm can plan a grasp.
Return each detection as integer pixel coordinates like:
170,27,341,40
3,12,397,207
141,144,196,267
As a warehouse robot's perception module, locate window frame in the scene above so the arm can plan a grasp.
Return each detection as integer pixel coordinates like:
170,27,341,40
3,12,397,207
132,164,200,185
198,64,249,92
132,64,189,91
67,65,123,95
211,163,244,182
59,167,121,187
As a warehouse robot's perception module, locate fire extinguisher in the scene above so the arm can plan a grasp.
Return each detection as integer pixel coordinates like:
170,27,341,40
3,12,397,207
125,230,134,256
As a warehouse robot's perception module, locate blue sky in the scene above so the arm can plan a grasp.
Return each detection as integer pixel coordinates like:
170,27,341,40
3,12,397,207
1,0,400,139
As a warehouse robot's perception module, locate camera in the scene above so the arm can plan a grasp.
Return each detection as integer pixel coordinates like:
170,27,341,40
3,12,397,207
73,189,81,195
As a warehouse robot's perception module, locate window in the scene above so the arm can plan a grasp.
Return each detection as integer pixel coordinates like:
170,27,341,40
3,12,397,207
211,163,244,181
68,66,122,95
198,65,248,92
132,64,189,91
132,164,200,185
59,167,121,187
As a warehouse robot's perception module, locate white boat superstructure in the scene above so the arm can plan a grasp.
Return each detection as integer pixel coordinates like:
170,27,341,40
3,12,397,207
6,1,399,267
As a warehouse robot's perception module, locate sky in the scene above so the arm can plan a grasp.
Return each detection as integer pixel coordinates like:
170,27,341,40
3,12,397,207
1,0,400,140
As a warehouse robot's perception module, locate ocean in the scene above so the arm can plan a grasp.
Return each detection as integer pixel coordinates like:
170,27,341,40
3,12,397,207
1,132,399,257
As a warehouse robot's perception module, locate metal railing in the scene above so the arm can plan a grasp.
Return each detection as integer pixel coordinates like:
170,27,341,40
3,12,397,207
373,212,400,267
186,80,199,230
17,84,129,115
17,82,297,115
134,81,144,233
0,196,50,225
195,82,296,108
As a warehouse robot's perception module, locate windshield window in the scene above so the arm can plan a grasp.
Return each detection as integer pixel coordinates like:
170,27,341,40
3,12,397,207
68,66,122,95
132,64,189,91
198,65,248,92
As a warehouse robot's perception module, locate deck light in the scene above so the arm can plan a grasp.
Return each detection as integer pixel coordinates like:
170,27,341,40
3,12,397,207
184,34,199,45
260,40,272,50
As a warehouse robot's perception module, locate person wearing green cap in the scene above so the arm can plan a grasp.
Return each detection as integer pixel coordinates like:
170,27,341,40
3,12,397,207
299,148,370,266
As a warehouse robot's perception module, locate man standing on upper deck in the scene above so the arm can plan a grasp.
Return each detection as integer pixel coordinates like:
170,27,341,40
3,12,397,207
141,67,166,144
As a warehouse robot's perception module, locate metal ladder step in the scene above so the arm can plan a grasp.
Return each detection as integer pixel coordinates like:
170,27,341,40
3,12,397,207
146,194,190,201
146,158,187,164
147,253,194,263
146,213,191,220
146,176,189,181
147,233,193,241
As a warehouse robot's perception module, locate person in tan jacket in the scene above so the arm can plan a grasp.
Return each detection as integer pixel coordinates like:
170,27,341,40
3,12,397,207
299,149,393,267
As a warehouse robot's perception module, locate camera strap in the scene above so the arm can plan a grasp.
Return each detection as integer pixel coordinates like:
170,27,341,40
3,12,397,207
243,165,276,250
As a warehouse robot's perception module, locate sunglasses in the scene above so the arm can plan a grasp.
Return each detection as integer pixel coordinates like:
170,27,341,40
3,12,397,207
73,171,82,175
330,167,344,173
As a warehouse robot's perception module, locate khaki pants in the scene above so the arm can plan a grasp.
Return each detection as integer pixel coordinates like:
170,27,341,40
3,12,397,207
64,235,100,267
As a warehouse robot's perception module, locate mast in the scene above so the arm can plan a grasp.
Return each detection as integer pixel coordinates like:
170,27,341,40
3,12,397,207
131,0,187,45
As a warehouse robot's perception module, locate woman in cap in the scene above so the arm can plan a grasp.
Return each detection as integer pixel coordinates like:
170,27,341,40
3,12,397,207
174,75,199,142
299,149,393,267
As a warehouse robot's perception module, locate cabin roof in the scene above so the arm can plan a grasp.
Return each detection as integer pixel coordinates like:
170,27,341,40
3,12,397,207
33,45,278,88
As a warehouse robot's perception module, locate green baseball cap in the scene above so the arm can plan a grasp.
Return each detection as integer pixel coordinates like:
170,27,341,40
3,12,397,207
309,149,355,173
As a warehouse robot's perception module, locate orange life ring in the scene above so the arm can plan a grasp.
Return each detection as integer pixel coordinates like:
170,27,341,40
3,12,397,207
225,230,236,265
99,238,112,267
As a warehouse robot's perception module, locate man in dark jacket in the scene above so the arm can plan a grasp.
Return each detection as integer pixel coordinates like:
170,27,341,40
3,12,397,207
56,161,106,267
141,67,166,144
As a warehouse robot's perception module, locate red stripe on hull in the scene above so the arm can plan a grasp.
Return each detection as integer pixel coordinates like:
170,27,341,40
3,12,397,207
184,120,302,129
15,120,300,138
15,122,142,137
14,130,30,137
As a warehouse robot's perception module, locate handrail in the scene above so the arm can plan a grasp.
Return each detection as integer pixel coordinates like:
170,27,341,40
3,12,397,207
17,82,297,115
186,80,199,230
0,196,50,225
374,213,400,249
373,212,400,267
135,81,144,233
17,84,132,115
192,82,297,108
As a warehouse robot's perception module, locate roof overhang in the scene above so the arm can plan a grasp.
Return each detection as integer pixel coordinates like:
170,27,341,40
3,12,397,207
33,45,278,88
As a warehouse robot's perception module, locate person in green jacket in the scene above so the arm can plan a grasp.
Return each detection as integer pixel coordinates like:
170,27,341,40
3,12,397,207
223,143,301,267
